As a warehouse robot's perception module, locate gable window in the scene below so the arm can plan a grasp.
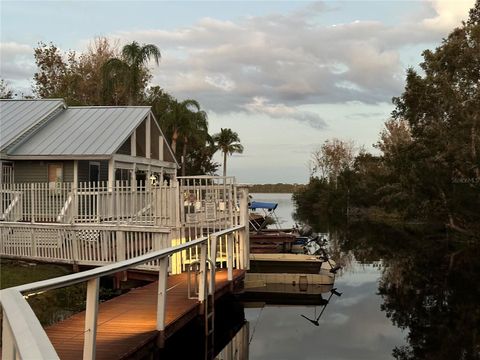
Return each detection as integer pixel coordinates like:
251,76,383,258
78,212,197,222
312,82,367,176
48,163,63,189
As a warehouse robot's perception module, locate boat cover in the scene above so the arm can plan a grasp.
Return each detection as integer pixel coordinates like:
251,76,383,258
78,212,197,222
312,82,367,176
249,201,278,211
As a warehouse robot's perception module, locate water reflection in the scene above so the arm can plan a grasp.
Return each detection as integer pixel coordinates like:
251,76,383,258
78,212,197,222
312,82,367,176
245,261,405,360
253,192,480,359
302,217,480,359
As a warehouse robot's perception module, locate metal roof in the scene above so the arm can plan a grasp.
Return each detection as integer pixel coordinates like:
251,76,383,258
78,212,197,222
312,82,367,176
0,99,65,151
10,106,151,156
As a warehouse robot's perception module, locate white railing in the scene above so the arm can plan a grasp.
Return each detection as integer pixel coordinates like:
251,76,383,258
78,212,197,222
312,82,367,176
0,225,247,360
0,184,251,272
0,222,170,268
1,183,72,223
0,177,244,231
177,176,239,237
0,181,178,226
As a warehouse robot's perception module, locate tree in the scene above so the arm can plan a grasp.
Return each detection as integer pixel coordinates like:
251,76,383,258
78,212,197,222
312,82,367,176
391,0,480,234
0,79,14,99
311,138,355,187
102,41,160,105
32,38,118,105
212,128,244,177
180,108,209,176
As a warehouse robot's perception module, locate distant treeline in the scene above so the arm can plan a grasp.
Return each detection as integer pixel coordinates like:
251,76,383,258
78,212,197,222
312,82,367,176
250,183,305,193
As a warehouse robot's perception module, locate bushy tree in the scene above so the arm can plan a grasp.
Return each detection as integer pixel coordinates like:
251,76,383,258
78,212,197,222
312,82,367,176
33,38,118,105
391,1,480,234
0,78,14,99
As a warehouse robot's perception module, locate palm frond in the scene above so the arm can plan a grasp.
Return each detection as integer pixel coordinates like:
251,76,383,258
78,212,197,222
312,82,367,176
141,44,161,65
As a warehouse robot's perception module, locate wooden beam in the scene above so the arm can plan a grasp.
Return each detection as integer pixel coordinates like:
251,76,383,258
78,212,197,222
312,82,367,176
112,154,174,169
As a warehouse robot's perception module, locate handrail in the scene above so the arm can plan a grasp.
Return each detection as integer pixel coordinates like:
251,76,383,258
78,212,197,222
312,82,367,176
209,224,243,238
0,224,246,360
13,236,208,294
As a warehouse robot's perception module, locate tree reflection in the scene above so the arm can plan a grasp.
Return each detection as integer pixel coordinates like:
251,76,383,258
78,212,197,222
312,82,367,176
379,236,480,360
300,216,480,359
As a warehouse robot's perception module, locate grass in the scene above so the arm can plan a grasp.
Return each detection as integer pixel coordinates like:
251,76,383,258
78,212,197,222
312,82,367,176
0,259,72,290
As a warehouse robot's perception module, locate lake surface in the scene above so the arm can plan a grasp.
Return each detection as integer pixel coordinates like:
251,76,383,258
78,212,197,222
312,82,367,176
250,193,297,228
245,193,406,360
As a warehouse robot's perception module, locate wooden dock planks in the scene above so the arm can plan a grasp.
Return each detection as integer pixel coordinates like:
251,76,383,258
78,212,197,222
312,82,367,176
45,269,245,360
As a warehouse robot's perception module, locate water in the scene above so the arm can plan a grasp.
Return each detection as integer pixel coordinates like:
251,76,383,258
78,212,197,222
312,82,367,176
250,193,297,228
245,193,406,360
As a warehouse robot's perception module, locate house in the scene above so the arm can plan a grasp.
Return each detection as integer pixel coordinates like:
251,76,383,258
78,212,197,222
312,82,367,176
0,99,178,188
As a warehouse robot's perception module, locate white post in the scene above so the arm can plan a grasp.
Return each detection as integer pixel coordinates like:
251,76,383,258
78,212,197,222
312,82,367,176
210,235,218,265
159,136,164,161
73,160,78,188
198,242,207,303
227,234,233,281
116,230,125,262
83,277,99,360
2,312,16,360
238,187,249,270
146,115,151,159
131,164,136,190
156,256,169,331
108,159,115,191
73,161,79,223
31,183,35,223
131,130,137,157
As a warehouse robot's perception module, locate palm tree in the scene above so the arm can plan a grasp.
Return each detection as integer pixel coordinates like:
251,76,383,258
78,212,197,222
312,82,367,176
103,41,160,105
162,99,201,156
213,128,244,177
180,109,209,176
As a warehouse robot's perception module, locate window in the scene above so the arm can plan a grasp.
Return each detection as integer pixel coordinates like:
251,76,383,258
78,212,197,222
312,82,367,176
115,168,130,182
48,163,63,189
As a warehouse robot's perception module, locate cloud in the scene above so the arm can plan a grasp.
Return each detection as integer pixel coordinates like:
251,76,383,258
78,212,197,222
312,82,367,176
423,0,476,31
0,42,35,82
244,97,327,130
0,1,475,128
107,0,472,125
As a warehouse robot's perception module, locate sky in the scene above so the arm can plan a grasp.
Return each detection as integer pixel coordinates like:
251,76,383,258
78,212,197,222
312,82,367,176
0,0,476,183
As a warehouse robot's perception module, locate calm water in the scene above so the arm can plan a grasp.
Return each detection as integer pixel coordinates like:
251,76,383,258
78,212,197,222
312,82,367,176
246,193,406,360
251,193,297,228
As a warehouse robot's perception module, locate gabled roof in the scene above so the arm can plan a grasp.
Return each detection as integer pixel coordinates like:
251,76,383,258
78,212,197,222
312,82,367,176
10,106,151,156
0,99,65,151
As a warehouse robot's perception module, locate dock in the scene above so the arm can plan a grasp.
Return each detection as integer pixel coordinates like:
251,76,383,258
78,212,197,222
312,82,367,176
45,269,245,360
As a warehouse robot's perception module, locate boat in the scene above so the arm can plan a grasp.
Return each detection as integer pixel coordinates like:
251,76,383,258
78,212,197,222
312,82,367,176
249,200,300,253
243,257,339,305
245,196,342,305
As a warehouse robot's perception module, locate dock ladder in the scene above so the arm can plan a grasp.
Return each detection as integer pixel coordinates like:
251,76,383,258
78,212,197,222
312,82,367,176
187,258,216,355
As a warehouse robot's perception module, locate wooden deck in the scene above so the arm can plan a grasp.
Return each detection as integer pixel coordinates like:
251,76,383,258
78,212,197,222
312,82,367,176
45,269,245,360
